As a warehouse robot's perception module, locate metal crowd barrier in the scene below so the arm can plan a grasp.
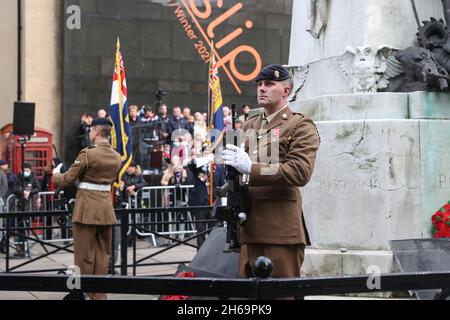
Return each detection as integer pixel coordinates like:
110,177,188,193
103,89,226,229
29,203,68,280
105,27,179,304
2,192,73,259
0,205,217,274
131,185,197,246
0,197,4,244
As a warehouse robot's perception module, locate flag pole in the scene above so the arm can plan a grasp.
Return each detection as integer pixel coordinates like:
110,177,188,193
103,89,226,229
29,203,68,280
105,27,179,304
208,42,214,206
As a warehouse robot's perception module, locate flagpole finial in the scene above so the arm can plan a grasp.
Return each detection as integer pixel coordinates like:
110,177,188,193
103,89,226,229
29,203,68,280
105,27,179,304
116,37,121,49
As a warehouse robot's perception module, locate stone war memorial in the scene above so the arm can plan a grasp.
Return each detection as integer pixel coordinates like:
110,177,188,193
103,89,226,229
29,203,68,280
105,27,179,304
288,0,450,281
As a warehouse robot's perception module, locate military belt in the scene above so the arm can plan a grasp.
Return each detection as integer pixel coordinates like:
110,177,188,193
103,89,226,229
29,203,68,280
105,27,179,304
78,182,111,192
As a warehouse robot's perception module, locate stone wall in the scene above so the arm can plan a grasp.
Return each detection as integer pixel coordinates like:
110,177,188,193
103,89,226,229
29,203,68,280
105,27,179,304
0,0,18,131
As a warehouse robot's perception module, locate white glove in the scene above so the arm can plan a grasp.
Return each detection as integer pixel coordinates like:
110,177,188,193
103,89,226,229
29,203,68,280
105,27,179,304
238,212,247,223
52,163,63,175
182,158,191,167
222,144,252,175
195,153,215,168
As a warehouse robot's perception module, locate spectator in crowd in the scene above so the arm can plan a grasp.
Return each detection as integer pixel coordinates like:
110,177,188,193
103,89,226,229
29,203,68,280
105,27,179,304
138,105,146,118
161,155,187,208
77,113,93,151
11,163,41,257
167,106,190,145
193,113,208,157
159,104,169,122
223,105,232,130
0,160,7,201
129,105,142,126
129,105,142,169
183,107,191,120
183,107,194,136
187,149,225,248
140,105,159,124
161,155,187,186
239,104,252,123
0,160,19,198
188,114,195,135
15,163,41,206
119,162,146,204
98,108,108,118
159,104,170,144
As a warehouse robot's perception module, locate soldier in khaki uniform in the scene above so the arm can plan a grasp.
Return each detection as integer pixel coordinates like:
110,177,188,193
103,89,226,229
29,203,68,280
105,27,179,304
223,64,320,279
53,118,121,300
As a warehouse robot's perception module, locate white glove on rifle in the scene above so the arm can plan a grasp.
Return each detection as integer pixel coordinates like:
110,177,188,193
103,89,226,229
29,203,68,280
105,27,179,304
52,163,63,175
222,144,252,175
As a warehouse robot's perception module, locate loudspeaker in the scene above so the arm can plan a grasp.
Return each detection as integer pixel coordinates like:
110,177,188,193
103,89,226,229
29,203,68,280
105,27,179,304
13,102,35,136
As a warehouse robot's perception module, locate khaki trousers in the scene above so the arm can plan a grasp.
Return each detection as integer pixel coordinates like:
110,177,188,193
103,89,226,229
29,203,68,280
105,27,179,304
239,243,306,278
73,223,112,300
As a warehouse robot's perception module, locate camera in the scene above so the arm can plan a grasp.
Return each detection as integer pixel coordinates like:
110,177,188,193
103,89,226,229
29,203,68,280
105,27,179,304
155,89,167,102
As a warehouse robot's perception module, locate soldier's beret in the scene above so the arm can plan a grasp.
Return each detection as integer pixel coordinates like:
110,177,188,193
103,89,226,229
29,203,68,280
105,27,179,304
255,64,291,82
90,117,113,127
0,160,7,166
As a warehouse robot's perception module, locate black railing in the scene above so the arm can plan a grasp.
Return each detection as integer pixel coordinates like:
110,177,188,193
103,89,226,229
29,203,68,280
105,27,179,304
0,206,217,274
0,271,449,300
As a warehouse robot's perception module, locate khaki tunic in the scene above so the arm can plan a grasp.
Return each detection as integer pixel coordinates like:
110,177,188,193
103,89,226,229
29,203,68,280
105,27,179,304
54,141,122,225
241,107,320,246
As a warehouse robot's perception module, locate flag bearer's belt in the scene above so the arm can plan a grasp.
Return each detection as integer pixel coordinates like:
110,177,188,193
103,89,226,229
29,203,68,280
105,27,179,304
78,182,111,192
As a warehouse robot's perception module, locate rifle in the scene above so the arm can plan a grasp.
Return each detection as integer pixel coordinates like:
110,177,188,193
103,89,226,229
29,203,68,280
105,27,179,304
52,144,64,168
51,145,77,209
212,104,251,253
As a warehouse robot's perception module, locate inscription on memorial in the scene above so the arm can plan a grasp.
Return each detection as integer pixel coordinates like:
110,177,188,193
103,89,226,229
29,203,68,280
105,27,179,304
317,178,381,191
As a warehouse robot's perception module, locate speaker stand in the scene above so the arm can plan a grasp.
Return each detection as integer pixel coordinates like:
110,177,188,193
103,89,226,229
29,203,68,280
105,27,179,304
17,135,31,211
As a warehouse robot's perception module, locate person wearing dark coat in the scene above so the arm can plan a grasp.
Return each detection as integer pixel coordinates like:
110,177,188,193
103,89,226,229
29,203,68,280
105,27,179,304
188,157,225,248
166,107,191,144
118,162,146,204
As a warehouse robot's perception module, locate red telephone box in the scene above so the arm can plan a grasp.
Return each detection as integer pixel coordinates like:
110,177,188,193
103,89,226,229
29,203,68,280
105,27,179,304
1,124,53,180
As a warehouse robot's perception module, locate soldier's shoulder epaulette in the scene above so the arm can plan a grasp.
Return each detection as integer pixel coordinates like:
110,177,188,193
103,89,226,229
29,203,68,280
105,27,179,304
291,112,306,119
294,113,321,143
246,113,261,121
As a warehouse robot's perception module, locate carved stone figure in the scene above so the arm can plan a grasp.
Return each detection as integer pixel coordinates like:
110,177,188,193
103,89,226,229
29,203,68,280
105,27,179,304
417,17,450,74
306,0,329,39
395,46,449,91
337,45,404,94
284,65,309,102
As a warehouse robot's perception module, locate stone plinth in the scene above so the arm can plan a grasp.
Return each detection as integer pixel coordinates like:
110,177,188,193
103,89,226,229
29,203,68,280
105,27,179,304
289,91,450,283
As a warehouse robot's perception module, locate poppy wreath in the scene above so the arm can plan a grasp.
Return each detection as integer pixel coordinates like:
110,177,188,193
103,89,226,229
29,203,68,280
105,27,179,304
432,202,450,238
161,271,196,300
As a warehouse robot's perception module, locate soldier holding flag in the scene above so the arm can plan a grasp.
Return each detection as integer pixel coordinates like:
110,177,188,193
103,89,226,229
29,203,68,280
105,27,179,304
53,117,121,300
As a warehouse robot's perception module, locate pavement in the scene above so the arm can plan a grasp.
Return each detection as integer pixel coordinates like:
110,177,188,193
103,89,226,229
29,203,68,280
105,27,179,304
0,237,198,300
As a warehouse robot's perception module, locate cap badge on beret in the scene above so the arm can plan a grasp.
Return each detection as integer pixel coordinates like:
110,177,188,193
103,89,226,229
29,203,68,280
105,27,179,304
255,64,290,82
